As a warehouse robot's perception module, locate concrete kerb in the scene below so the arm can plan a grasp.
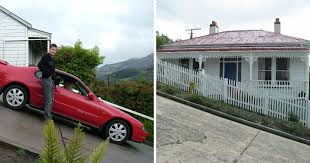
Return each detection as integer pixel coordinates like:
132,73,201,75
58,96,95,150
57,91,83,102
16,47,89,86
0,134,40,155
157,90,310,146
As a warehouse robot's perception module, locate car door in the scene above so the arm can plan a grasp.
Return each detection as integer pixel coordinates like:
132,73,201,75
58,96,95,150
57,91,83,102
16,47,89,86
53,76,103,127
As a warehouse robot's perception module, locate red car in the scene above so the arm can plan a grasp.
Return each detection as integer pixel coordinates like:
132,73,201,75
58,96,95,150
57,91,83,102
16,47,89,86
0,60,148,144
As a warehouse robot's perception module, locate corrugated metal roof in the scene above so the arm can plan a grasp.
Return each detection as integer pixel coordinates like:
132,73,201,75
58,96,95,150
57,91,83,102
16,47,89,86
164,30,310,47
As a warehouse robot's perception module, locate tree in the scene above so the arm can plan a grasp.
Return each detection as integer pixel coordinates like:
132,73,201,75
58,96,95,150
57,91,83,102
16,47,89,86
156,31,173,50
54,40,104,85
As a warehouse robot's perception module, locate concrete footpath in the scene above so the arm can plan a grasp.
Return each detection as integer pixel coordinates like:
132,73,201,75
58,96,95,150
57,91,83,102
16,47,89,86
157,95,310,163
0,95,153,163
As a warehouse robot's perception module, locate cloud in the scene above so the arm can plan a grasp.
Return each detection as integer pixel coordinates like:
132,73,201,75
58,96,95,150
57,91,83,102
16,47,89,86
0,0,153,64
157,0,310,41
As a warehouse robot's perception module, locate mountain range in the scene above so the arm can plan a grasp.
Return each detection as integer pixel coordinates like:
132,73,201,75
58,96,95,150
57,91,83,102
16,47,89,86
96,53,153,82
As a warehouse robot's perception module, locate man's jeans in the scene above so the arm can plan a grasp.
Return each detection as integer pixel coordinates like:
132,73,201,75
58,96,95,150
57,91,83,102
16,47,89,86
41,78,55,119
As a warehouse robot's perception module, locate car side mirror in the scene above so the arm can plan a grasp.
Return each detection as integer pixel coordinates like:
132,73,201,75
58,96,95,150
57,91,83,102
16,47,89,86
88,92,97,100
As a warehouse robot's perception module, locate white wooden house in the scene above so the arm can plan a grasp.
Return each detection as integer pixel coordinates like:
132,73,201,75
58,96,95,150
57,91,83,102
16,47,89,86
0,5,51,66
157,18,310,127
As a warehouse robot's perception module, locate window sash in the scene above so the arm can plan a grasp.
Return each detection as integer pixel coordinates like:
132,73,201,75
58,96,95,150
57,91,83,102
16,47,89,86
258,58,272,71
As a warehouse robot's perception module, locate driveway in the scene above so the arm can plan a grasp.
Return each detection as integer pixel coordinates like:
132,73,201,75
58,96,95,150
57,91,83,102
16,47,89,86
0,95,153,163
157,95,310,163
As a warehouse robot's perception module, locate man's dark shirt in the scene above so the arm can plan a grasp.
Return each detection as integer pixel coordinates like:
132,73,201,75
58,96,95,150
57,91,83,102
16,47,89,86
38,53,55,79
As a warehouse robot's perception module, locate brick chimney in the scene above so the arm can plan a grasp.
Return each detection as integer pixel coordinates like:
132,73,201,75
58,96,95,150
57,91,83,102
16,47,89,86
209,21,219,34
274,18,281,34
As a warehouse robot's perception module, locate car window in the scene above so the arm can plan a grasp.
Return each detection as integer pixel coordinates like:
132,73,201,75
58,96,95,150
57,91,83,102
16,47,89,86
55,73,88,96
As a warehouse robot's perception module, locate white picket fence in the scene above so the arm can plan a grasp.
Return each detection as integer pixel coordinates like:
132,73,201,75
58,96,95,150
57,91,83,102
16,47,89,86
157,60,310,127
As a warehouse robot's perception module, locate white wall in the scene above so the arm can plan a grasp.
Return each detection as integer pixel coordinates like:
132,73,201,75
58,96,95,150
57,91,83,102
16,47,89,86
204,58,220,77
0,10,28,66
290,58,307,81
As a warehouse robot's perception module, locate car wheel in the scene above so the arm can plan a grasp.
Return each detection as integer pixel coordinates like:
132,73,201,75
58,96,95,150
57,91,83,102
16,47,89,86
105,120,130,144
3,85,28,111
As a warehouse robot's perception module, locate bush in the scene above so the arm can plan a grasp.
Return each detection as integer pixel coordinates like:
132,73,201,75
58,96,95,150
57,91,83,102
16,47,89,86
288,112,299,123
54,40,104,85
157,82,182,95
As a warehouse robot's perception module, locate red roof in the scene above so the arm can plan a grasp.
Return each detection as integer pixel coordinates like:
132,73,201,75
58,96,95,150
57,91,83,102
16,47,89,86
159,30,310,52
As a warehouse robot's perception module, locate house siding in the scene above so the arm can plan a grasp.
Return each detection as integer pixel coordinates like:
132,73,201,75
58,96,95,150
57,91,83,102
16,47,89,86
28,29,50,38
0,10,28,66
290,58,307,81
204,58,220,77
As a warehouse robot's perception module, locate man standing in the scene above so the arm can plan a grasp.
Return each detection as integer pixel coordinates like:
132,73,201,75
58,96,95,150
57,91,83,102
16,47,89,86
38,43,57,120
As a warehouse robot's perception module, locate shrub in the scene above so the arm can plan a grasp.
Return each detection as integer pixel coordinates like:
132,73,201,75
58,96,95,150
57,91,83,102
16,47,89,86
188,82,196,94
54,40,104,85
288,112,299,123
157,82,181,95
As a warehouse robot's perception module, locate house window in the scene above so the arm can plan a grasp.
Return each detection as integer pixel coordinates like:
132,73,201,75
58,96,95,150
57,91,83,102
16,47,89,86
179,59,189,68
276,58,289,80
258,58,272,80
258,58,289,81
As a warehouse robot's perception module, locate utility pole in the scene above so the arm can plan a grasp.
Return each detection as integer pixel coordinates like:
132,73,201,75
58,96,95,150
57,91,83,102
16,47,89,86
107,74,110,86
186,27,201,39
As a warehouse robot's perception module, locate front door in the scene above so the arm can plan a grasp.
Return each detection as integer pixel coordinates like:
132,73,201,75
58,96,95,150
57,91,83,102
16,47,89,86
224,63,237,81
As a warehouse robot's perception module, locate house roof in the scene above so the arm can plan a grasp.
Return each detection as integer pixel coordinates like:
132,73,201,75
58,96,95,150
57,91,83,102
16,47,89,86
159,30,310,52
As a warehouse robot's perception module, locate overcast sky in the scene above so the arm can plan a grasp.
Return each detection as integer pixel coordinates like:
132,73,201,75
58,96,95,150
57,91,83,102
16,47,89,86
0,0,153,64
157,0,310,41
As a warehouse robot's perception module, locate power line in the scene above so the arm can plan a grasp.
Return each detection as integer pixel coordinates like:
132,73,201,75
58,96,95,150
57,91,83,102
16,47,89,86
156,0,177,20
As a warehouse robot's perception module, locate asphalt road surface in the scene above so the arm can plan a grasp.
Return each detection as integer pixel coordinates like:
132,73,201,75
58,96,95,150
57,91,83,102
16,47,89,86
0,94,153,163
157,95,310,163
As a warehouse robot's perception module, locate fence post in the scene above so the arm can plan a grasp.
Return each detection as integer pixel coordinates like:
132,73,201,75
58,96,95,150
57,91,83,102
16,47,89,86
223,78,228,102
198,70,204,96
308,108,310,128
263,93,269,115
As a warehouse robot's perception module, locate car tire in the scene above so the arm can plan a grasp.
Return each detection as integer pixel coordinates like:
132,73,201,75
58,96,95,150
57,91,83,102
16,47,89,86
104,119,131,144
3,85,28,111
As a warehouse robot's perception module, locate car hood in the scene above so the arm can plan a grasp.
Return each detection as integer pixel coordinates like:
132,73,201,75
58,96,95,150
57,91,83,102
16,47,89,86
97,99,144,127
